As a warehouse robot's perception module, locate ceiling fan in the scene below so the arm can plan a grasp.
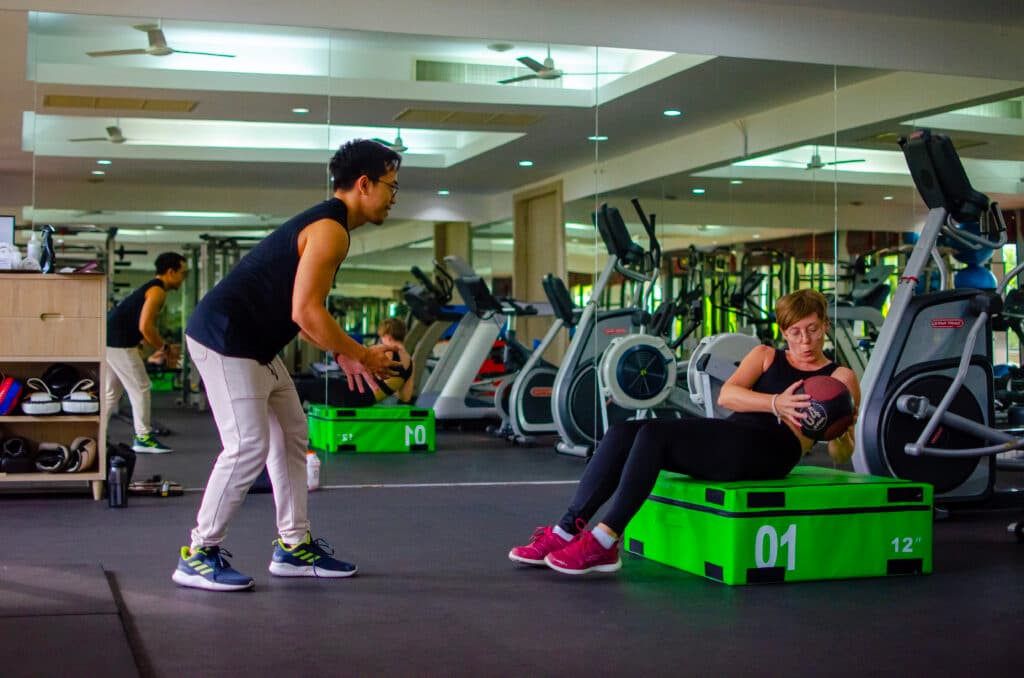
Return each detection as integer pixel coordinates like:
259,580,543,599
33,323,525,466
69,125,127,144
87,24,235,59
781,146,866,171
498,45,625,85
371,130,408,153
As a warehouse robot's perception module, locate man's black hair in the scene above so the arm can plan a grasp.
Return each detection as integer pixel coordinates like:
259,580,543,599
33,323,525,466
330,139,402,192
155,252,187,276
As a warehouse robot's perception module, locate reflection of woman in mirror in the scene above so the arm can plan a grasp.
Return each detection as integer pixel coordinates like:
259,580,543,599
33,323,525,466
335,317,414,406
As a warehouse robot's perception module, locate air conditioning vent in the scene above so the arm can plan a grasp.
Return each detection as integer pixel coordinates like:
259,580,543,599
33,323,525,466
394,108,542,127
43,94,198,112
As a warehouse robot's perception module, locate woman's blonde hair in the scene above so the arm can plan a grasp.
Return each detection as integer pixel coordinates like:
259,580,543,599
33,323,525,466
378,317,407,342
774,289,828,331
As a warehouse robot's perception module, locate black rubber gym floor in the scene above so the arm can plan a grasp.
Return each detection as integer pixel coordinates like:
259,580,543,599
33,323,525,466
2,393,1021,677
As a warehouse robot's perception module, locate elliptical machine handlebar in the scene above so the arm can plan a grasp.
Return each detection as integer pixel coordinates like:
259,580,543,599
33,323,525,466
595,202,661,294
410,265,444,301
630,197,661,269
939,202,1007,253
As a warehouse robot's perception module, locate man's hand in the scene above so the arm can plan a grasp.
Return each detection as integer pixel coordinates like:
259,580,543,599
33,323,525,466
335,352,379,394
163,344,181,369
361,343,401,380
147,344,180,370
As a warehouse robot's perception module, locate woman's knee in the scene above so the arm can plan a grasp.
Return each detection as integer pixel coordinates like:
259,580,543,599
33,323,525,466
632,421,669,453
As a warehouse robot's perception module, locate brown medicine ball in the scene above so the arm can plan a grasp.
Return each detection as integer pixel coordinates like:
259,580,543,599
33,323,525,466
796,375,854,441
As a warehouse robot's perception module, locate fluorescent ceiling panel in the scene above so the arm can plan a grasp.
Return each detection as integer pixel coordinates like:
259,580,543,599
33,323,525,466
23,112,523,168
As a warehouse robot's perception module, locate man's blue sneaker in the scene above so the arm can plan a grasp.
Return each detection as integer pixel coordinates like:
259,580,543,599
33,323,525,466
269,534,358,578
133,434,172,454
172,546,255,591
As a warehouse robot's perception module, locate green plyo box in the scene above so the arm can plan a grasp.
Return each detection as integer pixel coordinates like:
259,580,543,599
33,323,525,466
622,466,933,585
307,405,436,454
149,370,176,392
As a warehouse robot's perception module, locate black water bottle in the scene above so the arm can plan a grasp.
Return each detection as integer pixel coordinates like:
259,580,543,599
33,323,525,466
39,224,56,274
108,457,128,508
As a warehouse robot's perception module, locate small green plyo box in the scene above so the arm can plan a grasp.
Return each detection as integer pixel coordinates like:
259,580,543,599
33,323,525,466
622,466,933,585
307,405,436,454
149,370,176,392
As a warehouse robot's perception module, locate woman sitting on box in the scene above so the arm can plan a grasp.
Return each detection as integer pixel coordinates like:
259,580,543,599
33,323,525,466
508,288,860,576
334,317,414,407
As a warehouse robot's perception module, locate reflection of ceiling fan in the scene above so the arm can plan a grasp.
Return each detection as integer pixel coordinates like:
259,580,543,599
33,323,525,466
371,130,408,153
781,146,866,170
498,45,625,84
87,24,235,59
69,125,127,144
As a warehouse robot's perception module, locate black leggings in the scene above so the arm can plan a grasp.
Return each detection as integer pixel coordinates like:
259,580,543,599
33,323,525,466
558,418,802,536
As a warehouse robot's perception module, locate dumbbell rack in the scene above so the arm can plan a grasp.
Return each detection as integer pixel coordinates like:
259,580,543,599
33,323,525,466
0,272,107,499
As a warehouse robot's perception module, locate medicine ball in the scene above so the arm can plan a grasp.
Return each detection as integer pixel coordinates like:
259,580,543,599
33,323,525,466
42,363,81,399
796,375,854,441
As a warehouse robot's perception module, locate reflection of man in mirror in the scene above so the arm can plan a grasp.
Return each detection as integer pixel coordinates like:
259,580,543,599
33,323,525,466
103,251,187,455
173,140,402,592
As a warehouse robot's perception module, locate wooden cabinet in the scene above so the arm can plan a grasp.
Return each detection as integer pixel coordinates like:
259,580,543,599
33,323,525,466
0,273,107,499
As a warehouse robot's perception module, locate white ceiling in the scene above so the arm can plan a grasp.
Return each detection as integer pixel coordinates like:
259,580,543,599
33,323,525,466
1,1,1023,296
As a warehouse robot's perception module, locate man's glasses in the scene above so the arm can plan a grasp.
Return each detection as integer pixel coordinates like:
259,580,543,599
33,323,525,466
378,179,399,197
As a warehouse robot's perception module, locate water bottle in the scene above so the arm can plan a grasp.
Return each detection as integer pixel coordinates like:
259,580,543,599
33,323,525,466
306,451,321,491
108,457,128,508
39,225,57,274
26,231,41,265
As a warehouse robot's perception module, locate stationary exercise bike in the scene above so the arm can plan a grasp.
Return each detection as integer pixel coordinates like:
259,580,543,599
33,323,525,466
852,129,1024,540
494,274,580,443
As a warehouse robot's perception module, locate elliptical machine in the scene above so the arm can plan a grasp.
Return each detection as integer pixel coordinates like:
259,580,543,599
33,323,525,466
853,129,1024,537
552,200,664,457
402,262,463,399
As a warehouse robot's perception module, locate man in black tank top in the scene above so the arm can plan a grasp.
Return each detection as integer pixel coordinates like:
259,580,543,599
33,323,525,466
509,289,862,577
173,140,402,593
103,252,187,454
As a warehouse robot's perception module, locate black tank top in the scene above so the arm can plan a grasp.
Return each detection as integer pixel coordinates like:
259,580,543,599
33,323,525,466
725,348,838,429
186,198,348,364
374,357,413,398
107,278,164,348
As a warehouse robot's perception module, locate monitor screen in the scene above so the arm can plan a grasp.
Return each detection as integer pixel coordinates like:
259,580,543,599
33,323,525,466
0,215,12,246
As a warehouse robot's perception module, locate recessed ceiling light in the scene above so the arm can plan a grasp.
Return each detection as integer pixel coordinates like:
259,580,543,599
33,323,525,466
291,107,310,115
691,188,706,195
96,159,112,166
153,225,164,230
518,160,534,167
588,135,609,142
883,195,894,201
663,109,682,117
752,234,761,239
437,189,450,196
730,179,743,185
91,170,105,176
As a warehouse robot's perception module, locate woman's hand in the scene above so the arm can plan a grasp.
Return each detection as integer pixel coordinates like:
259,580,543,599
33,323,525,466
773,380,811,428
